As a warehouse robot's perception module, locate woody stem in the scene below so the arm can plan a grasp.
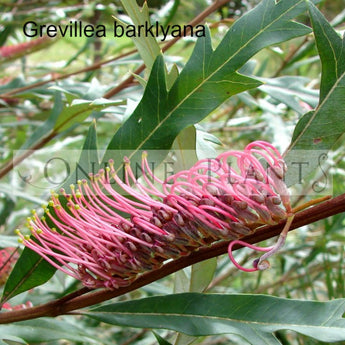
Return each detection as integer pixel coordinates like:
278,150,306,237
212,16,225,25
0,193,344,324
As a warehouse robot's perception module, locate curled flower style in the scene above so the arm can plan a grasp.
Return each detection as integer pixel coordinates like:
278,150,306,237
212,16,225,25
17,141,292,289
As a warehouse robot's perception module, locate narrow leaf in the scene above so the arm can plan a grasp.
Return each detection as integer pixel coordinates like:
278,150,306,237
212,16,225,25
0,318,99,344
20,91,63,150
258,76,319,114
1,247,55,303
85,293,345,345
53,98,122,133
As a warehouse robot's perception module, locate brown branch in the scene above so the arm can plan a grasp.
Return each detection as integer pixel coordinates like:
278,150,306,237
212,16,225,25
273,36,310,77
0,49,137,99
1,193,345,324
0,131,57,180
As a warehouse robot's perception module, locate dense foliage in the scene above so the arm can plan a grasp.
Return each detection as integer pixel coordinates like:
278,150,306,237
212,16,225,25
0,0,345,344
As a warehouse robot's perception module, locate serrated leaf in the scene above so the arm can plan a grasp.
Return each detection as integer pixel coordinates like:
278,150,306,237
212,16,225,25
103,0,311,170
166,63,179,90
119,0,161,70
1,247,56,304
0,318,99,344
308,1,345,102
85,293,345,345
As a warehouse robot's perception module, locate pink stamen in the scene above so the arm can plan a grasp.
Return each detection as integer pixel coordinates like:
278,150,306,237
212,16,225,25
18,141,292,289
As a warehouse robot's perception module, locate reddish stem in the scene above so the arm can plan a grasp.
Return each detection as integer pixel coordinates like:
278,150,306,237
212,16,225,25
0,193,344,324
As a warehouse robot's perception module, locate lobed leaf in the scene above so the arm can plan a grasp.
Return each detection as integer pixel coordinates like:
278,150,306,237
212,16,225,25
4,0,312,299
119,0,161,70
285,3,345,183
308,1,345,102
103,0,311,169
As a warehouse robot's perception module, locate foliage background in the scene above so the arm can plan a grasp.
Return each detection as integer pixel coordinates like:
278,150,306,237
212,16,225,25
0,0,345,344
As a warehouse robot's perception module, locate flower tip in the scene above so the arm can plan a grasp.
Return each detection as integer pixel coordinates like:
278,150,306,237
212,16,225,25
253,259,270,270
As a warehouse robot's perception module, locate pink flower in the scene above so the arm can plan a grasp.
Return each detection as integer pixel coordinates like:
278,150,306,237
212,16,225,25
0,37,51,60
17,141,292,289
1,301,33,311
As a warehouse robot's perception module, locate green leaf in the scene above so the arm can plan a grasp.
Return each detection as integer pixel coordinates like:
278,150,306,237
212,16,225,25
285,72,345,184
1,247,56,304
0,235,20,248
153,332,173,345
20,94,121,152
285,4,345,184
259,76,319,114
64,119,100,186
3,121,101,302
308,1,345,102
118,0,161,70
103,0,311,169
171,126,198,171
20,91,63,150
189,258,217,293
85,293,345,345
0,318,99,344
53,98,123,133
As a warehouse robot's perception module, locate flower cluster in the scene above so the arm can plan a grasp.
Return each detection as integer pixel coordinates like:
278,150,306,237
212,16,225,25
0,37,51,60
17,141,291,289
1,301,33,311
